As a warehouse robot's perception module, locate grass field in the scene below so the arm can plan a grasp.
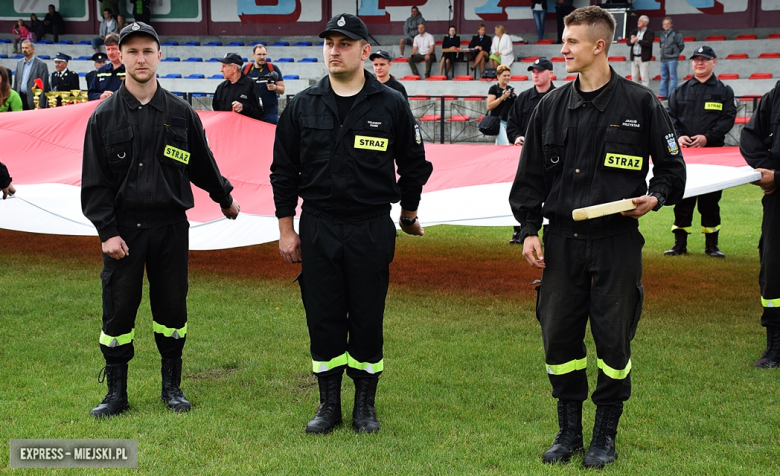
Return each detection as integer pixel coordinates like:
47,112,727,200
1,184,779,474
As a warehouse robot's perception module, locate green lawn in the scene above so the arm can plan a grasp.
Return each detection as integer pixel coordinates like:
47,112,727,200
1,184,778,474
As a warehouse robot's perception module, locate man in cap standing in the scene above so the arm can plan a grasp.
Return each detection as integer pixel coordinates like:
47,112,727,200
271,13,432,435
88,32,125,100
370,50,407,99
86,52,108,90
81,22,240,418
212,53,264,121
51,53,80,105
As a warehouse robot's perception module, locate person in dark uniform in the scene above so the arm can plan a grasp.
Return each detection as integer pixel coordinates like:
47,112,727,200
86,52,108,91
438,25,460,79
51,53,80,105
243,45,285,124
506,57,556,244
271,13,432,435
81,22,240,418
212,53,264,121
369,50,407,99
88,33,125,100
509,7,685,468
1,162,15,199
468,24,492,76
130,0,151,25
664,46,736,258
740,81,780,368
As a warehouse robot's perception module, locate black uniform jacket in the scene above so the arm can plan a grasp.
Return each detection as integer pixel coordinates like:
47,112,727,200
468,34,491,52
51,69,80,92
212,74,264,122
82,84,234,242
88,63,126,100
0,162,11,189
271,70,432,219
383,75,408,99
510,68,686,242
740,82,780,185
506,82,556,144
668,74,736,147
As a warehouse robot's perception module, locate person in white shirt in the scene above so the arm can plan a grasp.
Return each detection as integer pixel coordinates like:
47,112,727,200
409,22,436,78
489,25,514,68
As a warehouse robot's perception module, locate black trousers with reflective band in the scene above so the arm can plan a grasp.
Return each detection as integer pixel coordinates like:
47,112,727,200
760,193,780,326
298,211,396,379
537,230,644,406
672,191,722,231
100,222,189,364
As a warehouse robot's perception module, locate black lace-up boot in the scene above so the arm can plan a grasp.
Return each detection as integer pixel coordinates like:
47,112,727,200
754,326,780,368
161,358,191,412
705,231,726,258
583,404,622,468
306,373,343,434
542,400,584,464
352,376,380,433
664,230,688,256
90,363,129,418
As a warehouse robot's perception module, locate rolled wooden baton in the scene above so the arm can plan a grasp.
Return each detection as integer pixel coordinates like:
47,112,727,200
572,199,637,221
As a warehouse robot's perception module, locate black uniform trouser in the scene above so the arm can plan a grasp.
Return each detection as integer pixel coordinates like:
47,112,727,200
99,222,189,365
298,210,396,379
672,191,722,233
760,193,780,327
537,230,644,406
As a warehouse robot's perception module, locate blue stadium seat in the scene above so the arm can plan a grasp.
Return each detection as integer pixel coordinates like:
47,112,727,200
78,72,87,77
38,40,52,44
209,74,223,79
76,40,91,45
184,41,201,46
316,41,324,46
207,57,220,62
163,74,183,79
191,93,213,98
251,41,267,46
38,55,51,59
162,41,179,46
276,58,294,63
271,41,290,47
162,57,181,62
186,74,205,79
76,55,92,61
204,41,223,47
172,91,186,97
242,58,249,63
299,58,317,63
227,41,245,47
12,54,23,59
282,75,299,80
0,54,6,58
0,39,10,43
184,57,203,62
294,41,312,46
56,40,73,44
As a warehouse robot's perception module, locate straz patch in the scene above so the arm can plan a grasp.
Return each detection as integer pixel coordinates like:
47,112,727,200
704,102,723,111
164,145,191,164
604,153,643,171
354,135,389,151
665,133,679,155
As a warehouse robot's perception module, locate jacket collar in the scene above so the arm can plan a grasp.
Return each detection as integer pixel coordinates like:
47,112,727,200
308,68,386,97
569,66,619,112
118,82,165,112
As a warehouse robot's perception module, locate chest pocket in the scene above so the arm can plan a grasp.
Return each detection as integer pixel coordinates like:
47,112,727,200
603,127,646,173
162,126,189,169
103,126,133,175
299,115,333,159
352,121,392,161
542,129,567,173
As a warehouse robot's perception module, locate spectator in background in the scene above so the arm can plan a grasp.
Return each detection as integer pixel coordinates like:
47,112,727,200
29,13,43,42
212,53,264,121
92,8,119,53
399,6,425,58
408,22,436,79
532,0,547,43
243,45,285,124
468,24,492,76
86,52,108,92
13,19,33,54
370,50,407,99
554,0,574,44
0,66,23,112
1,162,15,199
486,64,516,145
489,25,514,68
130,0,151,25
628,15,654,87
88,33,125,100
51,53,80,105
43,4,65,43
117,14,126,31
13,40,50,110
658,16,684,98
100,0,120,20
439,26,460,79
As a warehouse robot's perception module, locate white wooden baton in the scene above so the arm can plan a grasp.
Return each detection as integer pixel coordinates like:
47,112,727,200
572,198,637,222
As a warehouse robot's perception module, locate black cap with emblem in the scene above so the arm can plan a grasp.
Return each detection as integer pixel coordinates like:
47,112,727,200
53,52,71,63
527,57,553,72
369,50,392,61
118,22,160,48
216,53,243,66
91,52,108,62
319,13,369,42
691,45,716,60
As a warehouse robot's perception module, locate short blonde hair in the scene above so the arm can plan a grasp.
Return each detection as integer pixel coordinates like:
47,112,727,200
495,25,506,35
496,64,511,76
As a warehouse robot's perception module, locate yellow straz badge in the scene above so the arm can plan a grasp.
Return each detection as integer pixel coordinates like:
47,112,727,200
604,153,643,170
704,102,723,111
354,135,388,151
164,145,191,164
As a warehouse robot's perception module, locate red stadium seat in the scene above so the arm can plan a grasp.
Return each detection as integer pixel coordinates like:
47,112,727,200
408,95,430,100
464,95,486,101
734,117,750,124
717,73,739,80
767,33,780,39
726,53,748,59
736,34,757,40
453,75,473,81
564,75,577,81
435,40,443,45
608,56,626,62
617,38,627,43
684,74,692,81
426,75,447,81
653,37,659,43
679,55,686,61
509,75,528,81
651,56,656,61
419,114,441,121
536,39,555,44
447,115,471,122
759,52,780,59
551,57,565,62
550,75,557,80
749,73,773,79
705,35,726,41
401,75,420,81
626,75,632,80
683,36,696,42
652,75,661,81
444,96,457,101
392,57,408,63
520,56,540,62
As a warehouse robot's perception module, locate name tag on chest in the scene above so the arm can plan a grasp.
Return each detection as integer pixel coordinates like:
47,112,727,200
604,153,643,171
354,135,388,151
704,102,722,111
164,145,190,164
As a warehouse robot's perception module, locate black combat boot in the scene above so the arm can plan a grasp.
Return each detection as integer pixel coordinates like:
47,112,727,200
704,231,726,258
305,373,343,434
90,363,129,418
542,400,584,464
352,376,380,433
663,230,688,256
161,358,192,412
754,326,780,368
583,404,622,468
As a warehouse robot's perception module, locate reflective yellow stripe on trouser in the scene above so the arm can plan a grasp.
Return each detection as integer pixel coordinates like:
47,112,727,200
312,352,384,374
671,225,692,234
762,297,780,308
153,321,187,339
546,357,587,375
597,358,632,380
701,225,721,234
99,329,135,348
347,353,384,374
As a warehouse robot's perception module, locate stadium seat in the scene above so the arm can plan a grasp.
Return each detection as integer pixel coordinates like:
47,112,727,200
464,95,486,101
38,40,52,44
11,54,23,59
718,73,739,80
209,74,223,79
163,74,182,78
564,75,577,81
453,76,473,81
0,54,6,59
299,58,318,62
551,57,565,62
78,72,86,77
271,41,290,47
75,55,91,61
550,75,557,80
161,41,179,46
409,96,430,100
651,56,656,61
38,55,50,59
652,75,661,81
769,33,780,39
608,56,626,62
276,58,294,63
626,75,632,80
616,38,627,43
184,41,201,46
736,34,757,40
401,75,421,81
426,76,447,81
683,36,696,42
204,41,223,46
536,39,555,44
76,40,91,45
392,57,408,63
726,53,748,59
447,115,471,122
56,40,73,44
191,93,211,98
684,74,693,81
184,57,203,62
679,55,686,60
509,75,528,81
0,39,9,43
282,75,299,80
435,40,443,46
186,74,205,79
749,73,773,79
250,41,267,46
734,117,750,124
419,114,441,121
227,42,245,47
653,37,659,43
704,35,725,41
461,40,470,47
759,52,780,59
316,41,324,46
162,57,181,62
520,56,540,62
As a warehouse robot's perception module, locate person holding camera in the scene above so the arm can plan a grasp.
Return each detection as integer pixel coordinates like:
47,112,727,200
486,64,516,145
244,44,285,125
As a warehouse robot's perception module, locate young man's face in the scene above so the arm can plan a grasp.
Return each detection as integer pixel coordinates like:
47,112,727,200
532,68,552,88
372,58,391,81
418,23,426,36
120,36,161,84
561,24,599,74
323,33,370,79
253,47,267,66
411,7,418,17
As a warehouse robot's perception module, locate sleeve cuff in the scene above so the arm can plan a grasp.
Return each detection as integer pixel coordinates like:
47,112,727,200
518,224,539,244
275,208,297,218
218,193,234,209
98,227,120,243
400,198,420,212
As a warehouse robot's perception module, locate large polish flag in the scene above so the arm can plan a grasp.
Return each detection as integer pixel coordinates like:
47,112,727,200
0,101,759,250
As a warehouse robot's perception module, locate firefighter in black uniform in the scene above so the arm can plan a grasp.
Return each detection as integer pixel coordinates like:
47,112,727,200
81,22,240,418
509,7,685,468
88,33,125,100
86,52,108,94
740,81,780,367
271,13,432,435
665,45,736,258
51,53,80,105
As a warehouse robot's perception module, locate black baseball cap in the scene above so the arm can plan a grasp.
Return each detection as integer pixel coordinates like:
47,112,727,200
91,52,108,62
319,13,369,42
369,50,392,61
527,57,554,72
691,45,716,60
118,22,160,48
217,53,243,66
